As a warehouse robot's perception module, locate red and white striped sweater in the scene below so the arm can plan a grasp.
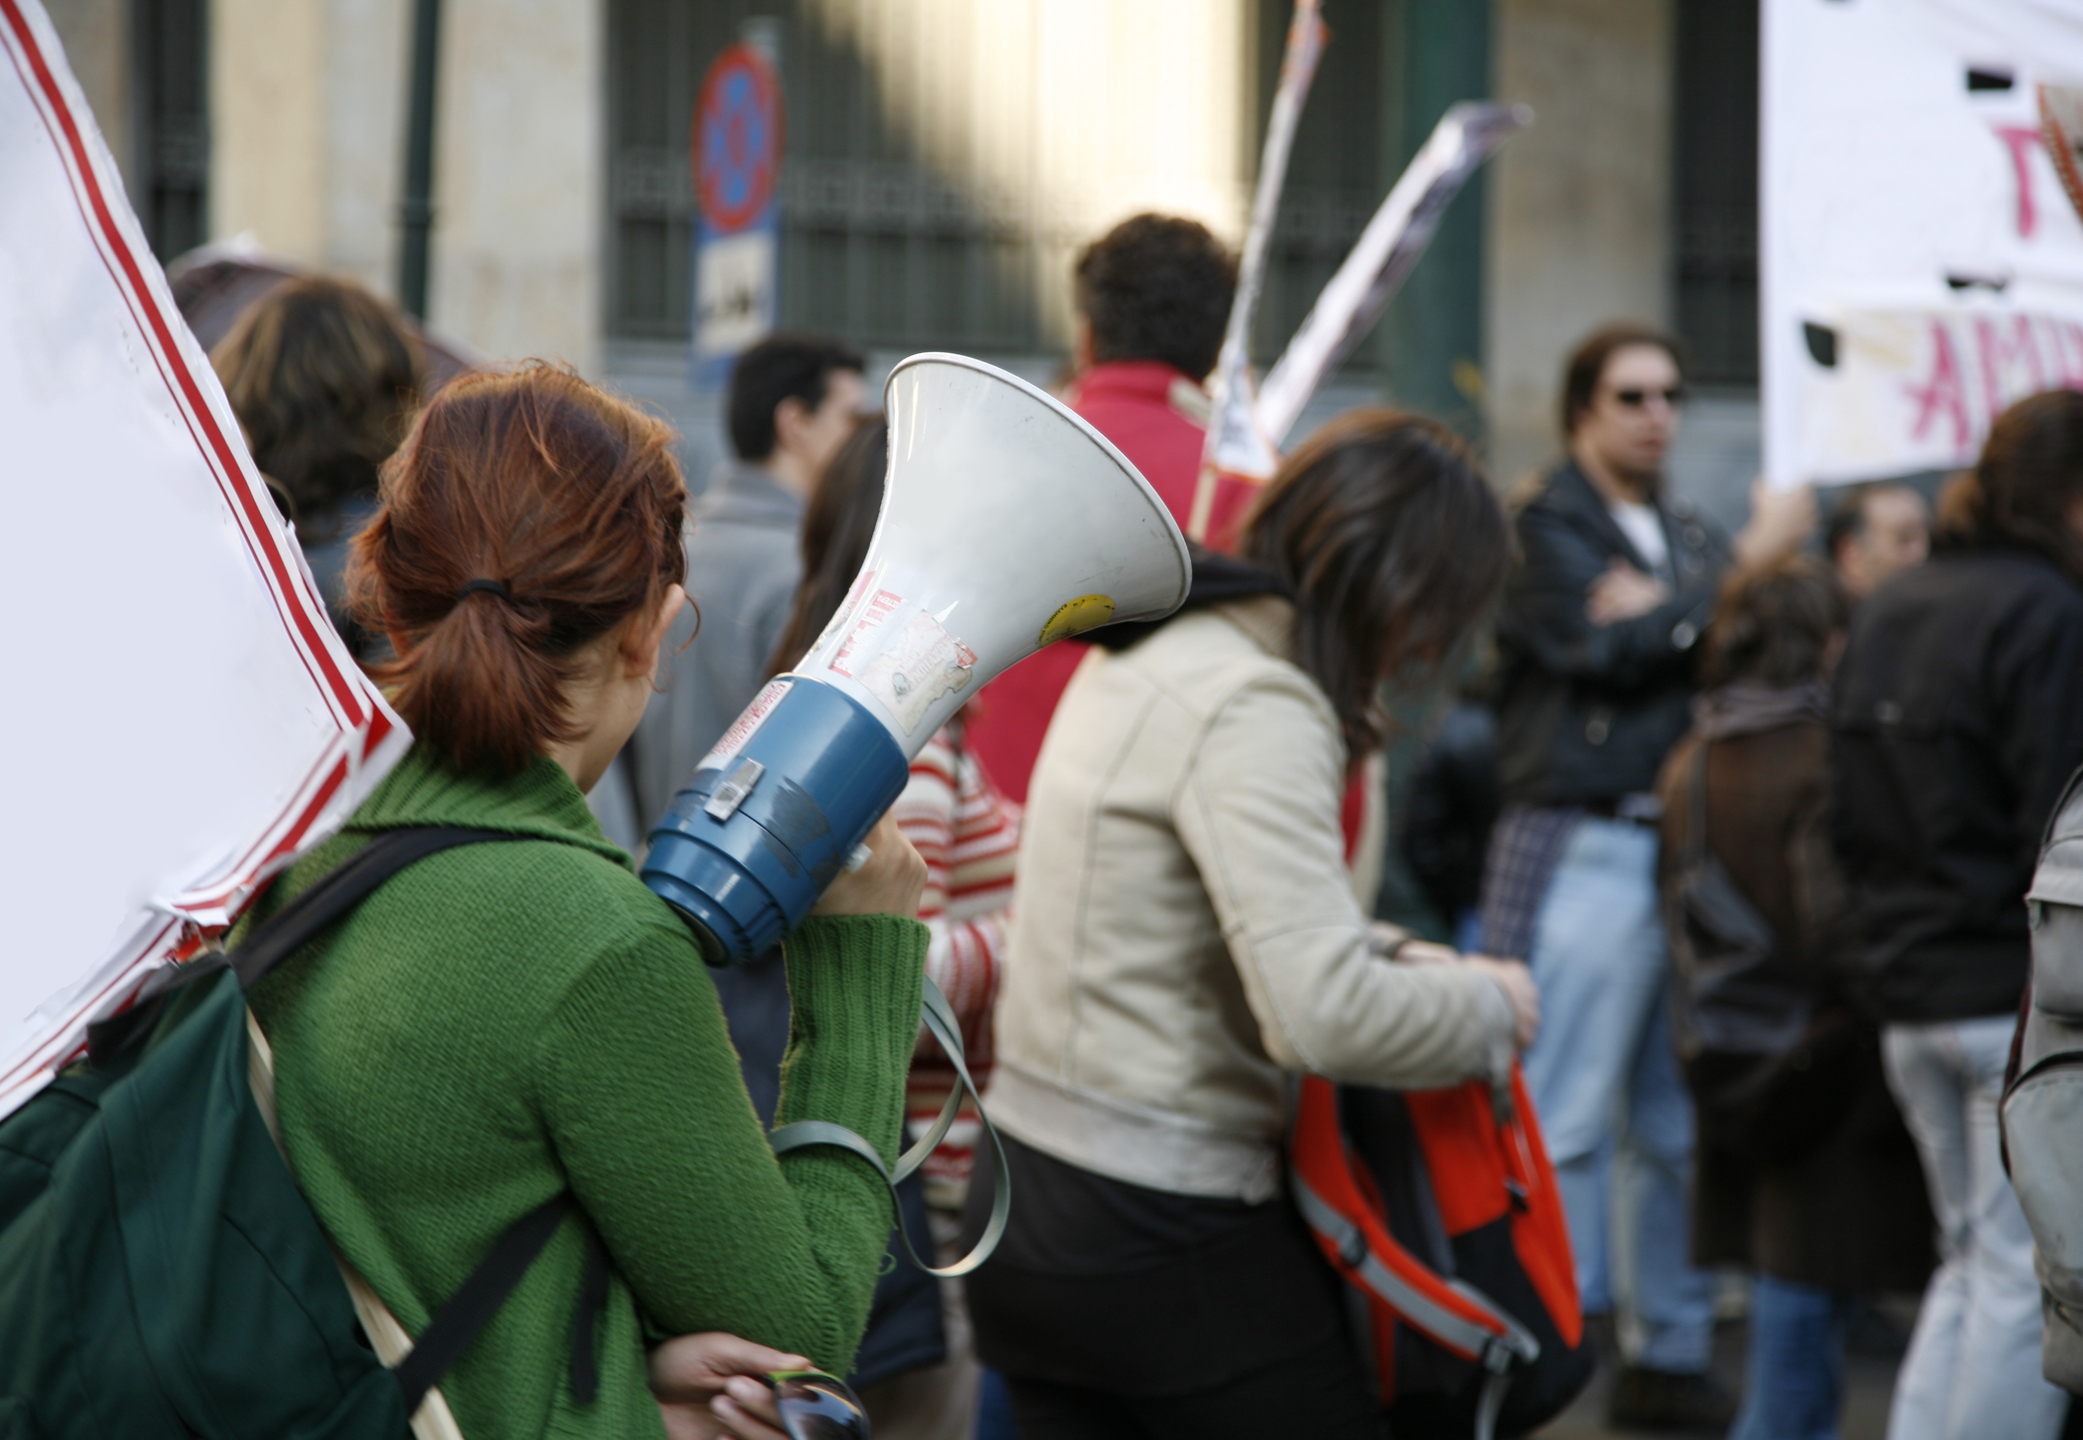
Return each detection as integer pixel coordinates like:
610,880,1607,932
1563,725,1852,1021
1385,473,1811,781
892,720,1019,1210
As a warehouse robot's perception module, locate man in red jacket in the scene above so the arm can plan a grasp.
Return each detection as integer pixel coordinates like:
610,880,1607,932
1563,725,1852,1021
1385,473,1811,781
968,213,1259,801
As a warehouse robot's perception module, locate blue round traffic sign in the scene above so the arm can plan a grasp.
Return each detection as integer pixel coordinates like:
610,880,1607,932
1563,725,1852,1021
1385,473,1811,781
693,44,780,234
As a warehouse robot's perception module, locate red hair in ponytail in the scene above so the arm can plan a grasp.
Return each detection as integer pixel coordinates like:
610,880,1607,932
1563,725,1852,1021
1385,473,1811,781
347,363,687,775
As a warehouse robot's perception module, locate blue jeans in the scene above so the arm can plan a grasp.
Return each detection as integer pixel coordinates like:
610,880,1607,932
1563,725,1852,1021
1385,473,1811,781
1522,816,1715,1372
1883,1017,2068,1440
1731,1277,1849,1440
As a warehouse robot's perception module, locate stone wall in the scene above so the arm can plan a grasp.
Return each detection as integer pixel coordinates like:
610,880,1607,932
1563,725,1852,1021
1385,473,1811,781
1486,0,1674,487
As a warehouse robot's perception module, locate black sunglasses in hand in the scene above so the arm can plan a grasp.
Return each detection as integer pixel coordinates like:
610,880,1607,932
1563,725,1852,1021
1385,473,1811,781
767,1370,871,1440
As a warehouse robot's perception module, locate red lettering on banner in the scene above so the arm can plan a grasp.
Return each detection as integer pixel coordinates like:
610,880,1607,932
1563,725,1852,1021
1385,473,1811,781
1976,315,2046,419
1905,321,1973,452
1995,126,2045,238
2039,319,2074,388
2062,323,2083,389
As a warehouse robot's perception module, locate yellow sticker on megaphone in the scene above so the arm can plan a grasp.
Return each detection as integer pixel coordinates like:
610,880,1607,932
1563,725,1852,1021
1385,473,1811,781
1039,594,1116,646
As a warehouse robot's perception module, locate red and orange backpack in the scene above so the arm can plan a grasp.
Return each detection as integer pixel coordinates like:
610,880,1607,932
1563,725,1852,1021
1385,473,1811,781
1290,1066,1592,1439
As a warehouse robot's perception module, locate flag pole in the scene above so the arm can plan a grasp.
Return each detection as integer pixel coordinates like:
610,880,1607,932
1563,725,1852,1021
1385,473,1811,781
1187,0,1327,543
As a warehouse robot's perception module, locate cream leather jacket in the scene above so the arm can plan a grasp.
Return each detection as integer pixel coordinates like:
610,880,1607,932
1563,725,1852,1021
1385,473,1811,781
988,596,1517,1203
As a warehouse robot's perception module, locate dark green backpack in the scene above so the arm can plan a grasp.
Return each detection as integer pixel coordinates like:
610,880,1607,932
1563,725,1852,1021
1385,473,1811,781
0,827,603,1439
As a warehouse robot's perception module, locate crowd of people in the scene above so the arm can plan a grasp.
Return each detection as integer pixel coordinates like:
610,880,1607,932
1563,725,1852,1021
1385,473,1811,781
198,205,2083,1440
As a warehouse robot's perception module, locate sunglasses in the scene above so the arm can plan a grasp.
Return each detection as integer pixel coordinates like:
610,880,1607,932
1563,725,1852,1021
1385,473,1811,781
768,1370,871,1440
1610,385,1687,408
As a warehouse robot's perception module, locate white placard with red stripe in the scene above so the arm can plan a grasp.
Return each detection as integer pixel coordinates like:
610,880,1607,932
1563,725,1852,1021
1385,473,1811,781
0,0,407,1119
1762,0,2083,487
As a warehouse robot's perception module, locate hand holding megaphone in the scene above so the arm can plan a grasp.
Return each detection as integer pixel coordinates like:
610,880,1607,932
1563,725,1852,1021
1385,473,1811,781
809,812,926,921
642,353,1192,964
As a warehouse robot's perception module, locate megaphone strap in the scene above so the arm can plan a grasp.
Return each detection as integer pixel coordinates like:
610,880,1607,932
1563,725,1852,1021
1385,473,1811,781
769,974,1011,1279
891,975,967,1179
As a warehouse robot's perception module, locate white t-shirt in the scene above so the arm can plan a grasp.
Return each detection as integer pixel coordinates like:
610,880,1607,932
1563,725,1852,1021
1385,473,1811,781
1607,500,1671,579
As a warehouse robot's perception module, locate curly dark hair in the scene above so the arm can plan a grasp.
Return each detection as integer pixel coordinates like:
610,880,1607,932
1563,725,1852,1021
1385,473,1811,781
1074,213,1236,381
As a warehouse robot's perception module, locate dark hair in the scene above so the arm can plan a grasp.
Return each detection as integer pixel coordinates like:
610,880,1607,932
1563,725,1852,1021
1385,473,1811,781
1240,409,1512,756
1824,483,1875,560
1935,389,2083,579
1701,556,1850,689
1559,322,1685,438
1074,213,1237,381
766,414,890,677
348,364,688,776
726,332,866,461
1823,481,1916,562
211,276,426,521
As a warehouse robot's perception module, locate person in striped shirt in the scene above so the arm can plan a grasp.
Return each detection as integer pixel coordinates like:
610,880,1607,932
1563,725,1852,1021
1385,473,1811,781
762,411,1021,1439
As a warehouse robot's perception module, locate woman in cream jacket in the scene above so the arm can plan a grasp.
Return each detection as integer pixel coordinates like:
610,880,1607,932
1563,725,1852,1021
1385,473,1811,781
964,409,1539,1440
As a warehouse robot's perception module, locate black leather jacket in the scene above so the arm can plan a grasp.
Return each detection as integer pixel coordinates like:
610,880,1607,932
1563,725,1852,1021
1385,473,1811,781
1493,461,1732,806
1830,545,2083,1023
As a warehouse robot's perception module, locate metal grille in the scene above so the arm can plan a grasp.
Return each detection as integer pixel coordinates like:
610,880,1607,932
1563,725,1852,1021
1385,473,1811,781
607,0,1049,350
1673,0,1759,387
605,0,1395,359
1251,0,1385,368
132,0,209,261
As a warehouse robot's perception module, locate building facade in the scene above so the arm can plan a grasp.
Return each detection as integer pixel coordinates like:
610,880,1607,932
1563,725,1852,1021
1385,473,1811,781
44,0,1760,511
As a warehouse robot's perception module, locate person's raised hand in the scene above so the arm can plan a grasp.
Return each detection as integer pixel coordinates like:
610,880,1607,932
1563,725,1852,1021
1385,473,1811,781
1734,478,1817,568
649,1332,803,1440
1461,955,1541,1051
1586,559,1672,626
810,809,927,921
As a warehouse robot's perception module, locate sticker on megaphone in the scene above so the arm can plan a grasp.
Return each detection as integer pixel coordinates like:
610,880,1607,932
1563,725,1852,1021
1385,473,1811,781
823,583,980,735
642,354,1191,965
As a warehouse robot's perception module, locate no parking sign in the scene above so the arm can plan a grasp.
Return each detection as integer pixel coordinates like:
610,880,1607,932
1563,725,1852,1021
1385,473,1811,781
693,40,782,381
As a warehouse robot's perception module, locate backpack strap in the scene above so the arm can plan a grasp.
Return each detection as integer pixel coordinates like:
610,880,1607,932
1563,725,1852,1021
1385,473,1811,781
391,1193,579,1414
1684,737,1710,872
768,972,1011,1278
231,826,517,990
231,825,612,1416
90,828,519,1069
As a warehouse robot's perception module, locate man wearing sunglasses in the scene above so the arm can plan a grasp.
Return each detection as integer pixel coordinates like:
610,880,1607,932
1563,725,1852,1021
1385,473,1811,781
1480,323,1813,1432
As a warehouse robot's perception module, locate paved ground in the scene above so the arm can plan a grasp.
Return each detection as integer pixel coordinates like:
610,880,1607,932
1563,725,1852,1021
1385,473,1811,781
1532,1313,1901,1440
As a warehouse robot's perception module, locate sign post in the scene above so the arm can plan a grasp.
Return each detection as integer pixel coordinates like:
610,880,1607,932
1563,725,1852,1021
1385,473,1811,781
691,38,783,388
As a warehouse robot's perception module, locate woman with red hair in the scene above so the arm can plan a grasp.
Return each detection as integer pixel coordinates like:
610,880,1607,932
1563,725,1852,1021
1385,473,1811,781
245,364,927,1439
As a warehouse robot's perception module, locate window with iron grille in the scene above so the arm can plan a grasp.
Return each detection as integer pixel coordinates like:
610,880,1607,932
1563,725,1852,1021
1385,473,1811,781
607,0,1047,352
132,0,208,261
1250,0,1384,369
1672,0,1759,387
606,0,1399,362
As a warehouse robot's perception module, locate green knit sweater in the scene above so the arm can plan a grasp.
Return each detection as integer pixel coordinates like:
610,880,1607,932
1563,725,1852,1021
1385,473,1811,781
243,745,927,1440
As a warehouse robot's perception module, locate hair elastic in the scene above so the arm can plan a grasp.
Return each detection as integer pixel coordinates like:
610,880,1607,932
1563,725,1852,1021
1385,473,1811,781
455,578,513,603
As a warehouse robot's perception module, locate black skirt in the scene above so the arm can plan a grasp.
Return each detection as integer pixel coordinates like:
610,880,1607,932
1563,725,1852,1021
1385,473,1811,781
959,1132,1357,1397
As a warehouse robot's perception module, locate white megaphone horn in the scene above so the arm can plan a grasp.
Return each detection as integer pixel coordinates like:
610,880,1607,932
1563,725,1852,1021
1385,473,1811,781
644,353,1192,963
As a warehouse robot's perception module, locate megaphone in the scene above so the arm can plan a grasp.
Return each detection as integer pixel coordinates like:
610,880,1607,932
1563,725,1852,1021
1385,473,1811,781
643,353,1192,964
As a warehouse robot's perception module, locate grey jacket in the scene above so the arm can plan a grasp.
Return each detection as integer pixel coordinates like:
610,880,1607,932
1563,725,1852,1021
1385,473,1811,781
628,461,805,833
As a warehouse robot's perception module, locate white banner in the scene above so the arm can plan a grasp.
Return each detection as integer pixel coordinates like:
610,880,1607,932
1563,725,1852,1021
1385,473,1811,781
1762,0,2083,487
0,0,406,1119
1253,101,1528,455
